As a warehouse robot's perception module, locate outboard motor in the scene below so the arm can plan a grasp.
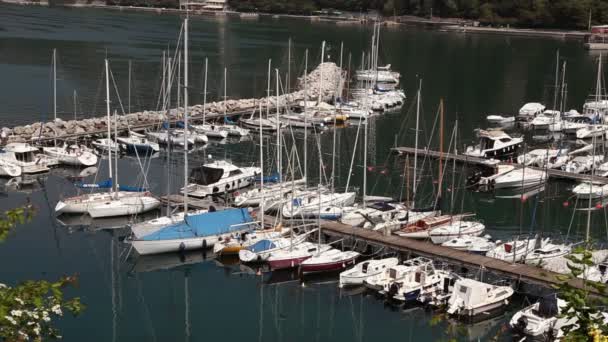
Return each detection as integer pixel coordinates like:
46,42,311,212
388,283,400,298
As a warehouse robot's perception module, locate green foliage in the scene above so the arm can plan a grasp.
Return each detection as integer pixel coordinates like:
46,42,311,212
553,245,608,340
0,204,35,242
0,204,84,340
0,277,84,341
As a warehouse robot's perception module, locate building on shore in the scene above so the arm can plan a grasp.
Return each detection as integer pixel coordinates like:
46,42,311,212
181,0,226,11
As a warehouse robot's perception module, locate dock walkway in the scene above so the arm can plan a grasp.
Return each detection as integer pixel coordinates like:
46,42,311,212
321,221,599,294
392,146,608,184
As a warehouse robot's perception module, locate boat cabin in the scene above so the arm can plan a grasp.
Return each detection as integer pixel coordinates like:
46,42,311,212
518,103,545,117
3,143,40,163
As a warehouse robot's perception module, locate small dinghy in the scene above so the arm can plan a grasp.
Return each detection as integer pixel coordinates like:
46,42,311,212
300,248,359,274
339,257,399,288
447,278,514,317
429,220,485,244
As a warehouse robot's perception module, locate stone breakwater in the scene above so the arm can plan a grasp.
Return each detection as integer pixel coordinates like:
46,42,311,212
2,62,343,144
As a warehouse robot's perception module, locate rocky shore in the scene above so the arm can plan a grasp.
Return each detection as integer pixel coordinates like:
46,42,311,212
1,62,343,144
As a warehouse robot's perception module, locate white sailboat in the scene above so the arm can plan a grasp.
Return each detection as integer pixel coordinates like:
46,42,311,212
55,60,160,218
429,220,485,244
338,257,399,288
441,236,496,255
486,235,537,262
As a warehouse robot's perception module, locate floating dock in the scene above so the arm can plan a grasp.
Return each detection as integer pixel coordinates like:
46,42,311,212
321,220,601,295
392,146,608,184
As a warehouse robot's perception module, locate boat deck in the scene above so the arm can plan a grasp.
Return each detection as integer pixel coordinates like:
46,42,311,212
392,146,608,184
321,220,602,295
159,194,226,210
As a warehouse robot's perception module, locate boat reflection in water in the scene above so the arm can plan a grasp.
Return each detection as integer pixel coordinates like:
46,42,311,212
55,208,161,232
129,249,212,274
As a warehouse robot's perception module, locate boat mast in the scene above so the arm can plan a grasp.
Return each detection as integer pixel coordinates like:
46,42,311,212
318,41,325,104
73,90,77,120
53,48,57,146
203,57,207,123
304,49,308,188
105,59,113,195
177,52,181,111
412,79,422,209
553,50,559,110
587,135,596,241
287,37,291,94
438,99,444,199
224,67,228,125
183,17,189,214
275,68,281,183
128,60,132,114
113,109,119,196
363,104,368,209
259,100,264,228
450,120,458,214
331,42,343,194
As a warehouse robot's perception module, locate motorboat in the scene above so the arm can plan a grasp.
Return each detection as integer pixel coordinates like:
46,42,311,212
267,242,331,270
429,220,485,244
0,159,21,177
300,248,359,274
282,192,356,219
576,124,608,139
42,144,98,167
486,115,515,125
339,257,399,288
130,208,256,255
479,165,546,190
530,110,562,131
486,236,537,262
92,138,120,153
521,238,571,265
509,296,574,338
382,258,446,302
562,116,591,134
464,130,523,160
562,155,604,174
441,236,496,255
181,160,260,198
517,102,545,120
363,259,422,292
517,149,569,168
417,271,461,307
447,278,514,317
0,143,50,174
572,181,608,199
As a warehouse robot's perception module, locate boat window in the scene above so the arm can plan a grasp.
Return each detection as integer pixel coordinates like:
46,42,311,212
228,169,243,177
389,268,397,279
459,286,468,294
189,166,224,185
499,138,511,143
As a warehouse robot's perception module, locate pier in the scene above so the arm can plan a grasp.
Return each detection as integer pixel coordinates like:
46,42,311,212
392,146,608,184
321,220,602,295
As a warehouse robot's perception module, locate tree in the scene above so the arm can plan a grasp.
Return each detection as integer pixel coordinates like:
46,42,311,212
0,204,84,341
554,245,608,341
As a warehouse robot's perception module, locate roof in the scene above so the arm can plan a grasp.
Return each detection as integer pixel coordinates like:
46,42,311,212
477,130,510,139
4,143,39,153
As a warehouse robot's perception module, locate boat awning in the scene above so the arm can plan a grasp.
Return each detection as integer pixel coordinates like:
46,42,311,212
247,239,276,252
141,208,254,241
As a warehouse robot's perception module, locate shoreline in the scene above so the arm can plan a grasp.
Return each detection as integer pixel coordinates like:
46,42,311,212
1,0,590,40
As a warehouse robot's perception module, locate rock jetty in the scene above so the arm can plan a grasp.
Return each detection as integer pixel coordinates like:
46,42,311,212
2,62,343,144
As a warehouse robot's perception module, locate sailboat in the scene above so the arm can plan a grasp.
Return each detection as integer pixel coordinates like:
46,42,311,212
130,18,256,255
41,49,98,167
55,60,160,218
486,235,538,262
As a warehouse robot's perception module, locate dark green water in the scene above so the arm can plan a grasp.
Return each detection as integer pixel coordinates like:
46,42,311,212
1,4,607,341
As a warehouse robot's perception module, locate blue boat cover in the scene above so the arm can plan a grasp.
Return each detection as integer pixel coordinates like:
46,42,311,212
224,117,236,125
255,172,280,183
76,178,112,189
118,185,147,192
246,239,276,253
141,208,253,241
176,121,194,130
161,122,170,130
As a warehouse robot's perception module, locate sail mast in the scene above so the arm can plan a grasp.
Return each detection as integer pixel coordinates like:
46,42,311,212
318,41,325,104
412,79,422,209
303,49,308,188
183,17,189,214
438,99,444,198
53,48,57,146
203,57,208,123
276,68,281,183
259,100,264,228
105,59,113,193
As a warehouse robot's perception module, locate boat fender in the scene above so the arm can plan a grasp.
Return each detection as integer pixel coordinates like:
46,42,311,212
202,239,207,249
179,242,186,252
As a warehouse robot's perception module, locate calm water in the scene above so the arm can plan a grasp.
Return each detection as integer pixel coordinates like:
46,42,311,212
1,4,607,341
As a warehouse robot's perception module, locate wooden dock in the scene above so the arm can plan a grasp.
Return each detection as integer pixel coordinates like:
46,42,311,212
392,146,608,184
321,221,601,295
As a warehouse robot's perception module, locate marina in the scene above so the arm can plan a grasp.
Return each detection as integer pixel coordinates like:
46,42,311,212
3,4,608,342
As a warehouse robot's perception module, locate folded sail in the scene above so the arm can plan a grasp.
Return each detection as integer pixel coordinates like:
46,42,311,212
75,178,112,189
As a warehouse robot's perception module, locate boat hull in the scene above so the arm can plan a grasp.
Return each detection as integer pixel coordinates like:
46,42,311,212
300,256,357,274
268,255,311,270
132,228,249,255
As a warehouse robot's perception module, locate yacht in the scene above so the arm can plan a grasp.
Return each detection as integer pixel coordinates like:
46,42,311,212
180,160,260,198
300,248,359,274
524,239,571,266
486,236,537,262
429,220,485,244
116,133,160,154
530,110,562,131
486,115,515,125
509,296,575,338
42,144,98,167
0,143,50,174
190,122,229,138
355,64,400,84
517,149,569,168
267,242,331,270
364,257,429,292
464,130,523,160
479,164,546,190
517,102,545,120
447,278,514,317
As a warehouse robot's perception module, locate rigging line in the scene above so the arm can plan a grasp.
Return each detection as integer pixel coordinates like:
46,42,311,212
345,117,363,192
433,121,456,211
